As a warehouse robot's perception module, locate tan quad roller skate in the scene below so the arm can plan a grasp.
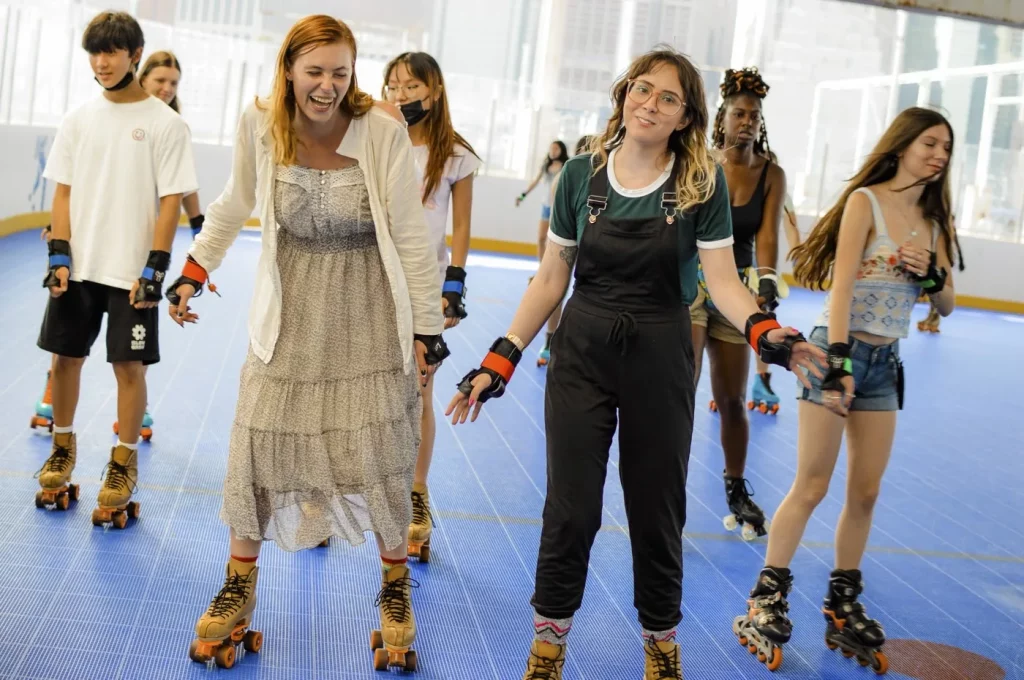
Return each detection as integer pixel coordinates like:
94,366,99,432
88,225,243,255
407,483,432,562
190,559,262,669
91,445,140,529
521,639,565,679
34,432,80,510
370,563,419,671
644,635,684,679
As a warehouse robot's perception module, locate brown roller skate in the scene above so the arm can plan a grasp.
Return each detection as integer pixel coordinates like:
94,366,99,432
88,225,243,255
190,559,262,669
407,483,432,562
370,563,419,671
644,635,684,679
91,445,140,529
34,432,79,510
522,639,565,679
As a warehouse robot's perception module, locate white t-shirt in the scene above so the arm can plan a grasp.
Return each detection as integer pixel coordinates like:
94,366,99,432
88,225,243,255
410,143,481,276
43,94,199,290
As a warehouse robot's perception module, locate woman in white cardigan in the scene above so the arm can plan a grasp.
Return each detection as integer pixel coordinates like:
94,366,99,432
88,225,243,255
165,15,445,671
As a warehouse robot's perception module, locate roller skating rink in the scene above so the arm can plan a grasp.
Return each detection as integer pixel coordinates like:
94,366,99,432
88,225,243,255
0,227,1020,679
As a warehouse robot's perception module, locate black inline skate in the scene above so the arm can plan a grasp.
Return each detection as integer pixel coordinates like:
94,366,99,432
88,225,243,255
723,472,770,540
732,566,792,672
823,569,889,674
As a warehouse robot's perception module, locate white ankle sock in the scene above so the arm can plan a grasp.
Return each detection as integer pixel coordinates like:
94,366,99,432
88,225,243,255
118,440,139,451
53,425,73,434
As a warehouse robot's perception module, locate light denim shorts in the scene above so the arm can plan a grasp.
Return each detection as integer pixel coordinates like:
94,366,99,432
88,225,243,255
797,326,903,412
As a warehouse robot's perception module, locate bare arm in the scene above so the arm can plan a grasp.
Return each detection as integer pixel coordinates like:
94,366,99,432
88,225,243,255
755,164,786,273
449,174,473,269
699,245,763,331
505,240,575,347
182,192,202,220
152,194,182,252
928,229,956,316
827,191,874,345
50,183,71,241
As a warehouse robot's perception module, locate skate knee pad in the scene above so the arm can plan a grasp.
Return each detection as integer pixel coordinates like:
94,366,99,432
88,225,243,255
133,250,171,304
442,266,468,320
457,336,522,403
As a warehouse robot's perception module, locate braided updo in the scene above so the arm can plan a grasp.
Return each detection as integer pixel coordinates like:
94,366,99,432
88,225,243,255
712,66,771,155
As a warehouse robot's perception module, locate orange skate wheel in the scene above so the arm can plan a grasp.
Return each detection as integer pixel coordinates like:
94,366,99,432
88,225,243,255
214,642,235,669
242,629,262,653
766,647,782,671
405,649,418,671
747,400,755,410
370,629,383,650
872,651,888,674
112,421,120,435
373,647,389,670
113,512,128,530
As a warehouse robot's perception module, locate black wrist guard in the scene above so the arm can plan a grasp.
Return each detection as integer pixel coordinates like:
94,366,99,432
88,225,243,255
745,311,805,369
190,214,205,238
457,337,523,403
913,251,947,294
415,333,451,366
165,255,208,305
442,266,468,320
44,239,71,288
133,250,171,304
758,276,779,311
821,342,853,393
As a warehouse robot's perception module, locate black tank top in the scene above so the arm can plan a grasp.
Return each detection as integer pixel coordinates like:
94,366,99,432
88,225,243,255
730,161,770,269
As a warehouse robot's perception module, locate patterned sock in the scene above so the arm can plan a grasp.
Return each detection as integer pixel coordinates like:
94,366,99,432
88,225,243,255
381,556,407,572
533,612,572,646
643,627,677,644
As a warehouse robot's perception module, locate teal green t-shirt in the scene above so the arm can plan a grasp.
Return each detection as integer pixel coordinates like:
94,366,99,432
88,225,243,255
548,151,734,305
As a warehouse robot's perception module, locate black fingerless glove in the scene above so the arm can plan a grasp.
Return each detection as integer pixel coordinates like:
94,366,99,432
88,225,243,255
189,214,205,238
821,342,853,393
457,337,522,403
165,255,208,305
43,239,71,288
415,333,451,366
913,251,947,294
133,250,171,304
744,311,806,369
758,275,779,311
442,266,468,320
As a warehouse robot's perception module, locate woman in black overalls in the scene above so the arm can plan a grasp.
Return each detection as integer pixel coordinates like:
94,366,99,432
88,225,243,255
446,47,825,680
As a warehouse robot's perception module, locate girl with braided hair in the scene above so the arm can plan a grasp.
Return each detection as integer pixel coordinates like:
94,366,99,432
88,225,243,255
691,66,787,541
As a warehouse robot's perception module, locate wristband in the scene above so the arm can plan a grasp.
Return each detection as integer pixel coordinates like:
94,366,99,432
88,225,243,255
443,265,466,295
481,337,522,382
141,250,171,282
745,312,781,354
182,256,208,285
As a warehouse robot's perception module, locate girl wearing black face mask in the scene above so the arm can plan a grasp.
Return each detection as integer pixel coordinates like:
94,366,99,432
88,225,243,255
383,52,481,565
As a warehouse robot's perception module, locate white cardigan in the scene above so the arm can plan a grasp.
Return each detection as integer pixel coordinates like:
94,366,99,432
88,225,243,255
188,100,443,374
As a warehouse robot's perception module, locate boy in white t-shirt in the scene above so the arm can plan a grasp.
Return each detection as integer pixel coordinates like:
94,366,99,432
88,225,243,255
34,11,198,527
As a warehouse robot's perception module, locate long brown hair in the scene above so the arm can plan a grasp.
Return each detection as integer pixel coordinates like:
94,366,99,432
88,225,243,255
382,52,479,203
791,107,956,290
139,50,182,112
590,46,717,214
260,15,374,166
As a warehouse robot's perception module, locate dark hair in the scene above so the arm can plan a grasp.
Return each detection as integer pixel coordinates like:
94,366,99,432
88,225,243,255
82,11,144,63
382,51,479,203
791,107,957,289
574,135,593,155
544,141,568,173
713,66,770,156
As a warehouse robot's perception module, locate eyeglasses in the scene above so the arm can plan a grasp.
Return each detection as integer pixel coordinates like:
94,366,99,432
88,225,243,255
385,83,423,98
626,79,685,116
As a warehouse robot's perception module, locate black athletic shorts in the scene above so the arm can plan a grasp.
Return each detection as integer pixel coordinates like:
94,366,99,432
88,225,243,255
37,280,160,365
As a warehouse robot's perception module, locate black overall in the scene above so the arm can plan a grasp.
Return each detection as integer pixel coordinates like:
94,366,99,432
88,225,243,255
530,163,696,632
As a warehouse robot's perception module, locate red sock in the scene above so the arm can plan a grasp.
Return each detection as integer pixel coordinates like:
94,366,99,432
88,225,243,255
231,554,258,563
381,556,407,569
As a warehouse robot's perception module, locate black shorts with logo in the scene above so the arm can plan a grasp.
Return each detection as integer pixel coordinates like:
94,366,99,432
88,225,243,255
37,280,160,365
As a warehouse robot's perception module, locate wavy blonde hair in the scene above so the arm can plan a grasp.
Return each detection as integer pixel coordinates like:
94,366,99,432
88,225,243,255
260,15,373,166
590,46,717,214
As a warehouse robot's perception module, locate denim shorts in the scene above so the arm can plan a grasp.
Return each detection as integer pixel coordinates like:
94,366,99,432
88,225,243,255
797,326,903,412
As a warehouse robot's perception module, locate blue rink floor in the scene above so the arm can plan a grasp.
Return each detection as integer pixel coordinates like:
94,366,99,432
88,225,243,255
0,227,1021,680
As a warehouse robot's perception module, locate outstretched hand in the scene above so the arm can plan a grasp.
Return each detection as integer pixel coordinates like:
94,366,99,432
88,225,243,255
168,283,199,326
765,327,826,389
445,373,493,424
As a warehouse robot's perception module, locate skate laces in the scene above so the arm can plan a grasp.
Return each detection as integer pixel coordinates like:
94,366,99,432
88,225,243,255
35,444,73,478
728,477,757,508
208,571,254,618
525,651,563,680
751,590,790,627
100,457,138,494
411,491,431,527
374,575,419,624
645,636,682,679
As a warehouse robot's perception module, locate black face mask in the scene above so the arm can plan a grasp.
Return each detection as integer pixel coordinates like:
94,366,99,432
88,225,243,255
400,99,429,126
95,69,135,92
